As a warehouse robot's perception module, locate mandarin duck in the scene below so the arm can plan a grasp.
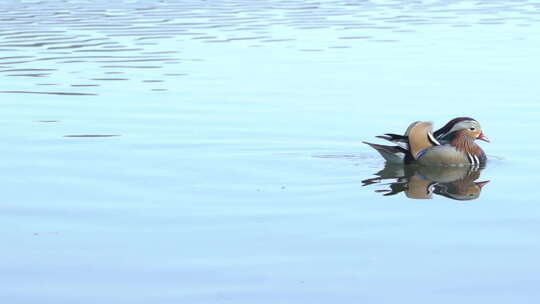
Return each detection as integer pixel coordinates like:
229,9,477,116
363,117,490,167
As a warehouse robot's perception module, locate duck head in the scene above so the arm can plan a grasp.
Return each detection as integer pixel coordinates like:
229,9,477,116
434,117,490,142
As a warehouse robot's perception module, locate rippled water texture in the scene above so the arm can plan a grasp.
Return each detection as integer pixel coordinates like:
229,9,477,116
2,1,540,303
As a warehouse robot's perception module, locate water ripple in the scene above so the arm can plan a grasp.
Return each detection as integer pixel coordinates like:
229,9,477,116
0,0,538,96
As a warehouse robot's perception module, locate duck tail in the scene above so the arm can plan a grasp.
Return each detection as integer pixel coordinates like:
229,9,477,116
375,133,409,149
363,141,407,164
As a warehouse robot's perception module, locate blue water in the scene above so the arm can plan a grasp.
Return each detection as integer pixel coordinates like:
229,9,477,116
2,1,540,303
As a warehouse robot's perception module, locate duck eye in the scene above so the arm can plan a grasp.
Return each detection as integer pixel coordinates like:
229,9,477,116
469,127,476,131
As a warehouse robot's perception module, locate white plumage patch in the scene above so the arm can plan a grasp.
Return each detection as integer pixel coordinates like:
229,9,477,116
427,132,441,146
467,153,480,168
467,153,474,165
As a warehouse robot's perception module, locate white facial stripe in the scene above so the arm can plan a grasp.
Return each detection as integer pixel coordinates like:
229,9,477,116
448,120,476,134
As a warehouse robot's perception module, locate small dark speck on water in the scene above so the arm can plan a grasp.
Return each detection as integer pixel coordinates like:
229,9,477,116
34,120,59,123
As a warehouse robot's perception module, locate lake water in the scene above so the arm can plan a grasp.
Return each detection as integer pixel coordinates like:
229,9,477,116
2,0,540,303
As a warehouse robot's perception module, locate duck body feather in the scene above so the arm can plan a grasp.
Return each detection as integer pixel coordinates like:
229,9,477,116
416,145,470,166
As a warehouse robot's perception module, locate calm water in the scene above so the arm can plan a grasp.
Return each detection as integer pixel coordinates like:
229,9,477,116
2,0,540,303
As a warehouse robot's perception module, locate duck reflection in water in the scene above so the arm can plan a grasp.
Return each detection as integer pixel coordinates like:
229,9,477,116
362,164,490,201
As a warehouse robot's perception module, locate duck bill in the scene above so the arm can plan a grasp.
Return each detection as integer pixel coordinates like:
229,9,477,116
475,180,490,189
477,132,490,142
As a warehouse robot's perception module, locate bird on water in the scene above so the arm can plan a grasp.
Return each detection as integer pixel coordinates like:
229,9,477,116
363,117,490,167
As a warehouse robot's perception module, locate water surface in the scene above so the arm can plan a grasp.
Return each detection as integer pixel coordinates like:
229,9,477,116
2,1,540,303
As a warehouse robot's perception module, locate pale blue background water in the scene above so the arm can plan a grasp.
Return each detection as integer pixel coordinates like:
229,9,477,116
1,1,540,303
